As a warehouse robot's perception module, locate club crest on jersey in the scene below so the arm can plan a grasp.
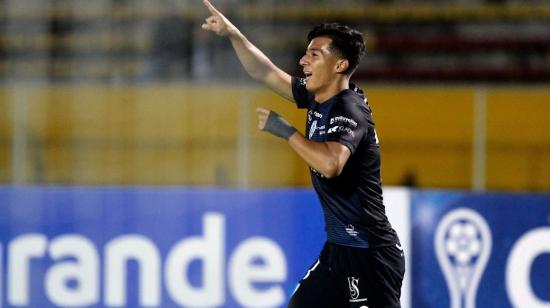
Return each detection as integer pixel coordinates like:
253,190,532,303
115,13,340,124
309,120,318,139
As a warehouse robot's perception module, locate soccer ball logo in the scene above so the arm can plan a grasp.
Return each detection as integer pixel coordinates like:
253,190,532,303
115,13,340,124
445,221,482,266
435,208,492,308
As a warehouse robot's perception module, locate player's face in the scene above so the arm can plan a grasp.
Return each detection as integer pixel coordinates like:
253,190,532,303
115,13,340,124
299,36,342,94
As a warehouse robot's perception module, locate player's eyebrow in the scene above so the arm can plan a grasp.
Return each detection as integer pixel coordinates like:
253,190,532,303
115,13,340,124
306,47,324,53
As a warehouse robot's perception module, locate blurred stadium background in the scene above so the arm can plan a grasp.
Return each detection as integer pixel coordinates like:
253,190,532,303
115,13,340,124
0,0,549,307
1,0,549,190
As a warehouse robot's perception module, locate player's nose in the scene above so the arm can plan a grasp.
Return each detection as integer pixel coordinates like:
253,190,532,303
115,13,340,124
299,55,308,66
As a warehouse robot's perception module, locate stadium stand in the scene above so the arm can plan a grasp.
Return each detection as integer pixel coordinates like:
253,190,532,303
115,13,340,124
1,0,549,191
1,0,549,82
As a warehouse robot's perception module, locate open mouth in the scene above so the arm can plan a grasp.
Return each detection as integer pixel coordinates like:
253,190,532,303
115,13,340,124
304,72,312,81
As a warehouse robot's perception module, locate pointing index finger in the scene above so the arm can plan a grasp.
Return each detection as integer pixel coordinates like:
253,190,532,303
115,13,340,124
203,0,221,16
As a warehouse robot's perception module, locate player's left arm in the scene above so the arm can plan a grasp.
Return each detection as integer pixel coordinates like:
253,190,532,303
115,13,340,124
256,107,350,178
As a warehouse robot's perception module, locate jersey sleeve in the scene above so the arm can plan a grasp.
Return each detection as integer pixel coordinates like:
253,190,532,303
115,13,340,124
291,77,314,109
326,100,369,154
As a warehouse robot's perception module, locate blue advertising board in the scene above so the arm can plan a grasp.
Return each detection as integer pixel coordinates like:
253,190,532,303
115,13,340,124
2,186,549,307
411,191,550,308
0,187,326,308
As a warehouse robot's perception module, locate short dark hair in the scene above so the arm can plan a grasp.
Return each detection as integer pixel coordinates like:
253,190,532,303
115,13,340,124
307,23,366,76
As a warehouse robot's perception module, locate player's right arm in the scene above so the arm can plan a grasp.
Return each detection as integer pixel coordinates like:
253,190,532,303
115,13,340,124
201,0,293,101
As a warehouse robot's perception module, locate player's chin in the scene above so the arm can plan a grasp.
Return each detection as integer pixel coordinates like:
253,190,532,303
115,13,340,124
305,82,316,92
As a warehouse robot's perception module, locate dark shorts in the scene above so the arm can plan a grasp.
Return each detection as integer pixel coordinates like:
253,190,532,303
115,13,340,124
288,242,405,308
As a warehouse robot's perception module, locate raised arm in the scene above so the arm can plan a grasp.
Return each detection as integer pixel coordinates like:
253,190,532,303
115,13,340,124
201,0,293,101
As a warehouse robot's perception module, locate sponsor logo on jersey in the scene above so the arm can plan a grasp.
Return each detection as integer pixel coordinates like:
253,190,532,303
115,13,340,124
348,277,360,299
345,224,359,237
327,126,355,137
330,116,357,128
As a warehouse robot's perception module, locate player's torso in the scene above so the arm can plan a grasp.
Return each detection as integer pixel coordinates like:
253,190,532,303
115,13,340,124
304,99,367,247
304,95,398,247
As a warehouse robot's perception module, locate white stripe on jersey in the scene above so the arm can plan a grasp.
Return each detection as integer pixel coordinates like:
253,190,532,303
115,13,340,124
303,259,320,280
292,259,321,295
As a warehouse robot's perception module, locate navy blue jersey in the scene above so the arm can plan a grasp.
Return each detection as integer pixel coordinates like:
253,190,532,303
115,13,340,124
292,77,399,248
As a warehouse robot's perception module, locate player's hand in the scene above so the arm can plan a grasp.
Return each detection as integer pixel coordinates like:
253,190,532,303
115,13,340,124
256,107,270,130
201,0,236,37
256,108,297,140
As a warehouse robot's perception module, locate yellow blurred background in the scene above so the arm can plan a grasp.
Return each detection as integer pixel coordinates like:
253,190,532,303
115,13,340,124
2,85,549,191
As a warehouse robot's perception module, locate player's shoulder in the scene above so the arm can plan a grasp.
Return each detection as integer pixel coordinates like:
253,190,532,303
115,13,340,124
333,89,371,116
292,76,315,108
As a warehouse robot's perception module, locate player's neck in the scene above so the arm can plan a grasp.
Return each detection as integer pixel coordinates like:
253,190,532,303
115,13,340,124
314,78,349,104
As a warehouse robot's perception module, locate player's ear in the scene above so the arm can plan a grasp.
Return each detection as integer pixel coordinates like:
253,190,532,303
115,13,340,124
335,59,349,74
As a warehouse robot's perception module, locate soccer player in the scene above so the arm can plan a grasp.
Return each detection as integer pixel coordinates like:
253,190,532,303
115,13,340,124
202,1,404,307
